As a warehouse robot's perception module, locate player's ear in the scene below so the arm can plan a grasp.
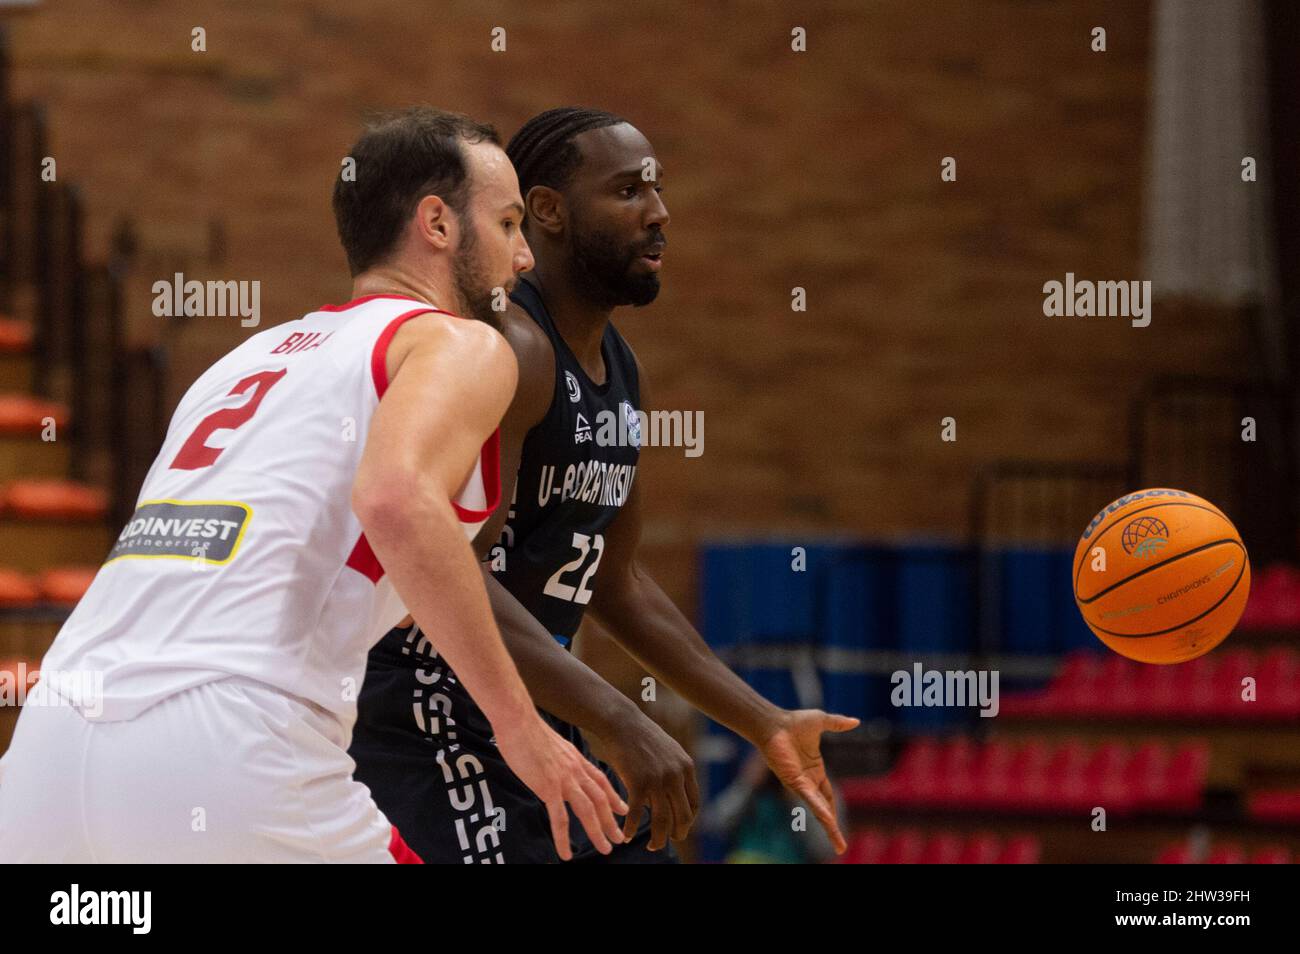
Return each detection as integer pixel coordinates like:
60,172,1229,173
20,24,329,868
524,185,565,236
415,194,453,250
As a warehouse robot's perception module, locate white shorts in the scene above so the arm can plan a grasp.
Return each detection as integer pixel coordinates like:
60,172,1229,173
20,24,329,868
0,676,397,863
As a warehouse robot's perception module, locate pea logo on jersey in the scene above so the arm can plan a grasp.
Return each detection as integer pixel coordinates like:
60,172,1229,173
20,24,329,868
565,371,581,403
1121,516,1169,559
621,400,642,449
106,500,251,565
574,413,593,444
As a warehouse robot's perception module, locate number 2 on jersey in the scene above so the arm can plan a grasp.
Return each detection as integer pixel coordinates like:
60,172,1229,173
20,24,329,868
171,368,287,470
544,532,605,604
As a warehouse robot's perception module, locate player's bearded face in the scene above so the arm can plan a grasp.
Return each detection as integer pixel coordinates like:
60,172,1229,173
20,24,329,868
567,208,663,309
452,209,510,323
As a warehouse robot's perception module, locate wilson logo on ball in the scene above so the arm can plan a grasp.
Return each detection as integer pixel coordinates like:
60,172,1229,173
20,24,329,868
1121,516,1169,559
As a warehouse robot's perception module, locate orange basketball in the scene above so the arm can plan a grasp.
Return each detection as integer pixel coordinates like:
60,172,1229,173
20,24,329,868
1073,488,1250,664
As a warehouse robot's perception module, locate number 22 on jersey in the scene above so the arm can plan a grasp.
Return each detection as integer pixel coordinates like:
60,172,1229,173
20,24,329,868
544,532,605,605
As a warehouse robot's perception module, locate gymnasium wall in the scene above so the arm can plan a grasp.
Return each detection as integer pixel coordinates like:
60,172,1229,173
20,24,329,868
4,0,1251,613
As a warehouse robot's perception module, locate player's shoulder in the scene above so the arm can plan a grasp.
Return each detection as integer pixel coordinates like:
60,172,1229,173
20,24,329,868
498,298,556,418
387,311,516,389
398,308,506,352
609,319,648,399
614,324,645,378
499,298,555,370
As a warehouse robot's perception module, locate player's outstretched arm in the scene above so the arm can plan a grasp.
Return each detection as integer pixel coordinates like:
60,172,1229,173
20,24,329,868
589,480,858,852
468,303,697,849
353,314,626,859
587,366,859,853
481,566,697,849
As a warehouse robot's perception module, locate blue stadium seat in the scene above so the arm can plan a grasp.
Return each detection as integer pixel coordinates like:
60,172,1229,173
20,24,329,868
894,545,974,730
821,548,894,720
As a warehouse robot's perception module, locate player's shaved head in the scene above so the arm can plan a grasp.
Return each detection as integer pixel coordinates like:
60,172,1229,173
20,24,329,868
333,106,500,276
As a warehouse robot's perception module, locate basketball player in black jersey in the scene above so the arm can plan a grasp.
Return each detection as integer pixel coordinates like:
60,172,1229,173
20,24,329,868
349,108,858,863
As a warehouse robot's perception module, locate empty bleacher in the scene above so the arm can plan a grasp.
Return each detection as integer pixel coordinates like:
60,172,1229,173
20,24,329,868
0,25,168,753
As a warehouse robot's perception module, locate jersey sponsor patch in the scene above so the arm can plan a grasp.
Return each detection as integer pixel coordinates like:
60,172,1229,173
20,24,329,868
574,412,592,444
620,400,642,449
106,500,251,565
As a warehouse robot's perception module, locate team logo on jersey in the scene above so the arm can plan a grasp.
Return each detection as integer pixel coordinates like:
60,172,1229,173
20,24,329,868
565,371,581,403
574,412,593,444
621,401,642,449
106,500,251,565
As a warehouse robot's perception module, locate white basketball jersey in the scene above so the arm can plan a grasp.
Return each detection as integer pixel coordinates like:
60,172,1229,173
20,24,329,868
38,294,500,727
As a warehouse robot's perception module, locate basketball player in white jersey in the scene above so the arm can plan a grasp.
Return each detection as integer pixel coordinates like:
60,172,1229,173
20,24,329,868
0,108,626,863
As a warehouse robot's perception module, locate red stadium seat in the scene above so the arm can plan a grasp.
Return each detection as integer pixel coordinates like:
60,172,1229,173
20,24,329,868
1080,742,1131,812
918,832,963,864
1249,846,1291,864
1057,653,1105,716
1127,741,1171,805
1181,654,1220,718
0,394,69,436
1240,564,1300,630
1001,655,1094,717
1209,650,1257,720
0,658,40,692
957,832,1003,864
1004,648,1297,723
840,830,888,865
38,566,98,606
1,480,109,520
1099,657,1141,717
1155,840,1194,864
1132,662,1181,717
997,835,1040,864
842,736,1208,816
841,830,1032,864
967,740,1015,810
0,566,41,608
1043,740,1090,811
0,318,33,353
996,739,1051,811
1161,743,1210,812
931,737,979,806
885,736,942,804
1206,843,1245,864
1246,789,1300,823
1255,648,1300,719
879,830,926,864
1158,840,1292,864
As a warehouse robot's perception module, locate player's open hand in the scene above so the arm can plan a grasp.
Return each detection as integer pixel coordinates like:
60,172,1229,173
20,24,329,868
495,713,628,860
599,710,698,850
758,708,859,854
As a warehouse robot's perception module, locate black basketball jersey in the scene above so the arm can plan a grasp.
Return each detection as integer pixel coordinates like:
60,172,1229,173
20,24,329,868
488,278,641,645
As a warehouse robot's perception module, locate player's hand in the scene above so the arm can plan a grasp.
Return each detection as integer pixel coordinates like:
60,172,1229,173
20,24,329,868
495,712,628,860
599,710,698,850
757,708,859,854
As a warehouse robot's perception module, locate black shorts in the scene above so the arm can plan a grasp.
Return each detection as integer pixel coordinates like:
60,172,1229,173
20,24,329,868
349,622,678,865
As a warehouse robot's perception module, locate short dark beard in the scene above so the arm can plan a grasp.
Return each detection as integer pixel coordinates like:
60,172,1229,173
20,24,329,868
452,210,505,324
566,212,661,310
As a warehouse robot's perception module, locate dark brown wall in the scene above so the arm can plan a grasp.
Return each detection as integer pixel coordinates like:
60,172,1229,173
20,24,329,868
7,0,1250,616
